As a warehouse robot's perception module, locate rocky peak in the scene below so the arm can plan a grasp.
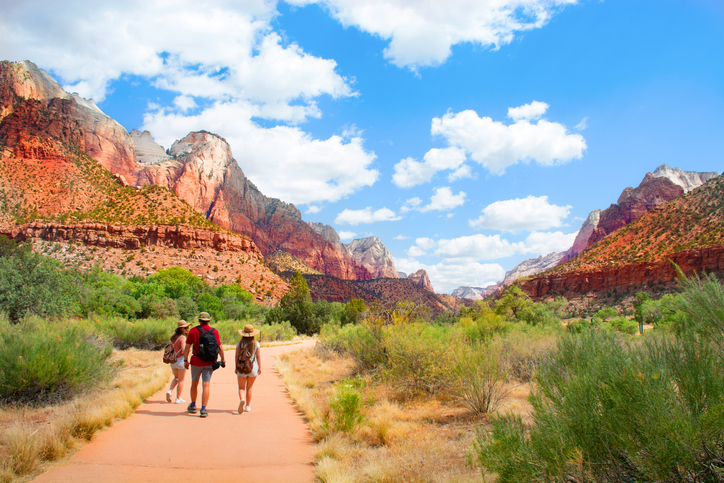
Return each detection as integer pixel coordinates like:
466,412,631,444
131,129,169,164
347,236,399,279
0,60,138,184
452,286,487,300
309,222,348,255
407,269,434,292
653,164,719,193
503,251,567,285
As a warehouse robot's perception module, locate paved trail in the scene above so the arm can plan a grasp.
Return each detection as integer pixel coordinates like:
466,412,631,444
33,340,316,483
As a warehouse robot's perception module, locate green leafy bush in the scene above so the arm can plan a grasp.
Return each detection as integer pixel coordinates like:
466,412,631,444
328,377,366,432
0,320,115,403
453,341,510,414
81,316,171,349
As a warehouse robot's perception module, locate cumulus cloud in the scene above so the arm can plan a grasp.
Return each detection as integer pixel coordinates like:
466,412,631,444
335,207,401,225
469,195,571,232
431,106,586,175
395,257,505,294
394,235,409,240
392,147,467,188
0,1,379,206
338,230,357,240
287,0,578,69
400,197,423,214
508,100,549,121
434,234,519,261
520,230,578,255
419,187,466,212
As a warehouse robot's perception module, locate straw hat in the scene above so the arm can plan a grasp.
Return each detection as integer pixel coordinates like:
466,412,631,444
177,320,190,329
238,324,260,337
198,312,211,322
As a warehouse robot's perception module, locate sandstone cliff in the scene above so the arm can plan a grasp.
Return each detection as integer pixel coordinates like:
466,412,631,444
131,129,169,164
407,269,434,292
136,131,371,280
0,61,139,185
520,175,724,299
346,236,399,279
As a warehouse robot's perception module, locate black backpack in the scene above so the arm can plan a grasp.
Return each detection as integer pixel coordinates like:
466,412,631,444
196,326,220,362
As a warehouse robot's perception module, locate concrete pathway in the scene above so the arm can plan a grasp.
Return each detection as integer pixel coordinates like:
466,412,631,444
33,340,316,483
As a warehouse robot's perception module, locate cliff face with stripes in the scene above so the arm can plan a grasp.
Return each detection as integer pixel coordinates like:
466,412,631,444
519,175,724,299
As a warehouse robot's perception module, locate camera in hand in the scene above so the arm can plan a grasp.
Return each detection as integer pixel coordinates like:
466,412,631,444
211,360,226,371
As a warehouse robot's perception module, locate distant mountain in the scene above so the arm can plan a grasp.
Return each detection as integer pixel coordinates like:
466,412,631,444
304,274,450,314
406,269,434,292
503,252,567,285
346,236,399,279
452,286,487,300
520,174,724,298
130,129,169,164
0,61,285,301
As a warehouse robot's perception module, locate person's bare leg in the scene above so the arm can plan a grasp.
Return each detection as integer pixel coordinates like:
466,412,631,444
201,381,211,407
245,377,257,406
190,378,199,405
176,369,186,399
168,368,179,392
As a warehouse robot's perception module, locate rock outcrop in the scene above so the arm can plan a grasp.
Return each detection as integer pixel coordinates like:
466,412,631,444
503,251,567,285
131,129,169,164
346,236,399,279
452,286,488,300
137,131,371,280
519,246,724,299
653,164,719,193
0,61,139,185
559,210,601,263
407,269,434,292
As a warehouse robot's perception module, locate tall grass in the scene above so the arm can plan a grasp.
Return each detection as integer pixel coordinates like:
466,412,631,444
0,319,115,404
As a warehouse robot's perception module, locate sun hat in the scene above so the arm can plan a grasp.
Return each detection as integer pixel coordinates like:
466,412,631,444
177,320,190,328
198,312,211,322
238,324,260,337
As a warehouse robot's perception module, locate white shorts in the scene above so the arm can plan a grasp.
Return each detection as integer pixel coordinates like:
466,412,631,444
170,356,185,371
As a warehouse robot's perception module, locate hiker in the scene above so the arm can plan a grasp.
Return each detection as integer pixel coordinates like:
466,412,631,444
166,319,191,404
183,312,225,418
235,324,261,414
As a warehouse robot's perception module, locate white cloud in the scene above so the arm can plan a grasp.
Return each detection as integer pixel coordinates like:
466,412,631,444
508,100,549,121
143,102,379,205
395,257,505,294
305,205,322,214
338,230,357,240
288,0,578,69
431,106,586,174
0,1,377,206
400,197,423,213
448,164,473,182
407,246,428,257
469,195,571,232
416,237,437,251
392,147,466,187
419,187,466,212
575,117,589,131
520,230,578,255
434,234,519,261
394,235,409,240
335,207,401,225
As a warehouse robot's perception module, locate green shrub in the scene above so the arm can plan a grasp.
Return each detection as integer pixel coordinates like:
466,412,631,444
474,328,724,482
328,377,365,432
213,320,296,344
605,315,638,335
322,321,388,372
0,320,115,403
453,341,510,414
82,316,171,349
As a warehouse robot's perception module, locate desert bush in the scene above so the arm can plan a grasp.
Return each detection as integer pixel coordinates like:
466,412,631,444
495,326,559,382
0,320,115,403
453,341,510,414
82,316,171,349
457,304,511,343
138,294,178,319
213,319,296,344
328,377,366,432
604,315,638,335
383,323,454,396
322,320,388,372
474,328,724,482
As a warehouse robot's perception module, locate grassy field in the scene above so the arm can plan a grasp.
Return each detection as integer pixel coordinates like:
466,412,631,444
0,349,169,482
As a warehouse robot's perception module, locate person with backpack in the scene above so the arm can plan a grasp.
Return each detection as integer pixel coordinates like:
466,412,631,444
165,319,190,404
183,312,225,418
235,324,261,414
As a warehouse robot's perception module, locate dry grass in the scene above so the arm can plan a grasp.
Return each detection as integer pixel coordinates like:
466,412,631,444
277,345,530,483
0,349,169,482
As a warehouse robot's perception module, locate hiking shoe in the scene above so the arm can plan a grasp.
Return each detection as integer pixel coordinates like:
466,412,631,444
238,399,245,414
187,403,197,414
166,391,172,403
199,409,208,418
175,398,186,404
244,406,251,412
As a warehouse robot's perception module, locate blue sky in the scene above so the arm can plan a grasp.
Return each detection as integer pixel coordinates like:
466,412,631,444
1,0,723,293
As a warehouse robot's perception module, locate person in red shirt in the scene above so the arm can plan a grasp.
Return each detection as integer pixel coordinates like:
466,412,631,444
183,312,226,418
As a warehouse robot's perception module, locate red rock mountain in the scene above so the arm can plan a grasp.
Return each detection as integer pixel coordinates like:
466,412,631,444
519,174,724,299
1,60,371,281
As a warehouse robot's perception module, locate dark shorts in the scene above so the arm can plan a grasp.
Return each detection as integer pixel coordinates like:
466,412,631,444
190,365,213,383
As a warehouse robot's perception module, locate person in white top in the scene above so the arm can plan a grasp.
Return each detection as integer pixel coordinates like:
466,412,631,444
166,319,190,403
235,324,261,414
